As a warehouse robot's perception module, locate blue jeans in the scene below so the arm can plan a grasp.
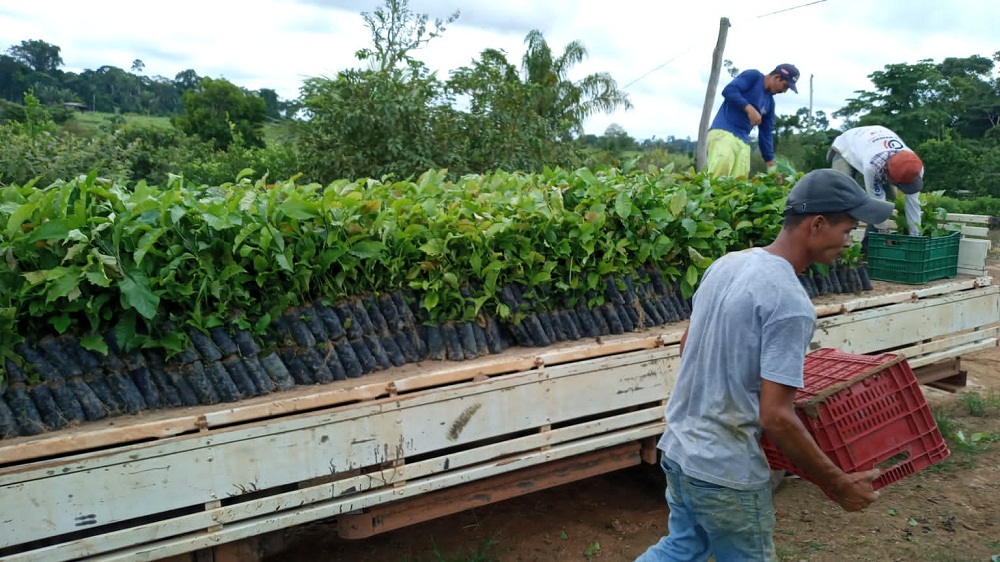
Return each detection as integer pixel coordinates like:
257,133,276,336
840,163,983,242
635,456,777,562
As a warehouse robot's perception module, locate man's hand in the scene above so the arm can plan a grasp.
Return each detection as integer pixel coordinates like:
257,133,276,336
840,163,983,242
745,104,762,126
830,469,881,512
766,162,783,184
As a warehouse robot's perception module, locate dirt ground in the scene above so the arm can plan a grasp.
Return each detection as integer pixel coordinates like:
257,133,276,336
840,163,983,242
266,346,1000,562
265,271,1000,562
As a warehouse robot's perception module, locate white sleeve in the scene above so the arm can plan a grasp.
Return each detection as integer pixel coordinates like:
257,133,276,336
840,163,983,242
904,192,922,236
863,167,892,230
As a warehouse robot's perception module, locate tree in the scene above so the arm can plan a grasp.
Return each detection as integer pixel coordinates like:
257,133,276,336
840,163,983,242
834,60,953,146
297,0,464,181
519,29,632,140
357,0,459,72
131,59,145,74
174,69,201,92
936,55,1000,139
832,54,1000,196
172,77,266,150
6,39,62,73
0,54,31,102
257,88,283,120
447,48,572,173
298,64,453,182
599,123,637,153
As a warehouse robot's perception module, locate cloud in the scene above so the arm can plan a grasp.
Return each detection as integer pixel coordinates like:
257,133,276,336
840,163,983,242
2,0,998,141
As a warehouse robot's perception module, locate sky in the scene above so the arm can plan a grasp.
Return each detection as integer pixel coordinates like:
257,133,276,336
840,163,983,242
1,0,997,141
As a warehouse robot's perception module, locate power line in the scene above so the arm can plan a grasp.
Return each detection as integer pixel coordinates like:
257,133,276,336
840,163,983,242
621,0,829,91
756,0,828,19
621,46,698,91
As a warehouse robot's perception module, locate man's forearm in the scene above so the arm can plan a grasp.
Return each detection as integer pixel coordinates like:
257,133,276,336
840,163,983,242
763,411,845,490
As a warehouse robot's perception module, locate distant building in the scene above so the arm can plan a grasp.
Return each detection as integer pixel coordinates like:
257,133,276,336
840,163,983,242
64,102,89,113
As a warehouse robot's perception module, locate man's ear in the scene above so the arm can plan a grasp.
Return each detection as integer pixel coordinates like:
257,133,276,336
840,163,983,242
809,214,827,233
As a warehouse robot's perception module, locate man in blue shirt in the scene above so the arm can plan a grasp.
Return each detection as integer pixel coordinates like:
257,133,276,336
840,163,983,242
706,64,799,179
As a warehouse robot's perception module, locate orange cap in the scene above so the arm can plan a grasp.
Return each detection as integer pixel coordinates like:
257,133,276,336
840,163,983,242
887,151,924,194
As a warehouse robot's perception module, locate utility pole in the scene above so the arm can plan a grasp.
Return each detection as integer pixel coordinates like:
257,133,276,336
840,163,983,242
696,17,730,172
808,74,814,129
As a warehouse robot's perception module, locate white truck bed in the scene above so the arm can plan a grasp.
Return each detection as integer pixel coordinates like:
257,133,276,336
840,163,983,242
1,276,997,562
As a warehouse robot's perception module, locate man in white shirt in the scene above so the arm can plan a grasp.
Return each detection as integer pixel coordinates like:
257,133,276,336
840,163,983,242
828,125,924,238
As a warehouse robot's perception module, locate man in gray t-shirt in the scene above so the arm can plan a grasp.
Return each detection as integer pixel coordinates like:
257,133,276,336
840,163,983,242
637,169,891,562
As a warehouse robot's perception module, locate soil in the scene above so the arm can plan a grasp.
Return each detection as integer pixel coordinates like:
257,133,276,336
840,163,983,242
265,272,1000,562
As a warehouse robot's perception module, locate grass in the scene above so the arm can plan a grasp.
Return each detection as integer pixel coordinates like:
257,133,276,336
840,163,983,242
927,391,1000,472
401,537,498,562
62,111,291,146
69,111,172,133
960,389,1000,417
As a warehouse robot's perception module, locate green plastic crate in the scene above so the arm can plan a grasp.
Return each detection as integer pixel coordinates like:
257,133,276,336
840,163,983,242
866,230,960,284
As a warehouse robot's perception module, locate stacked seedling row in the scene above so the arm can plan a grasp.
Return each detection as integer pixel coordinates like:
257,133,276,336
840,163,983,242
2,167,867,438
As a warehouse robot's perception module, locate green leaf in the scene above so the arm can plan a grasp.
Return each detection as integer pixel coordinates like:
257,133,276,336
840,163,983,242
275,252,293,272
681,218,698,236
80,334,108,355
52,313,71,333
6,201,37,238
687,247,713,269
530,270,552,285
47,269,82,303
349,240,385,259
685,265,700,288
419,239,447,257
614,191,632,220
422,291,439,311
278,200,321,220
559,531,568,540
887,508,897,516
118,269,160,319
134,227,168,266
668,193,687,217
25,218,71,244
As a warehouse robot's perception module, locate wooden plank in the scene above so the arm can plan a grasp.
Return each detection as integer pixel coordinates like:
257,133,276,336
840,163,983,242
0,349,680,549
538,334,663,366
945,213,994,225
336,443,641,539
892,327,998,360
852,217,993,240
812,278,992,318
906,340,999,369
945,224,990,238
913,358,967,392
4,422,665,562
811,286,1000,354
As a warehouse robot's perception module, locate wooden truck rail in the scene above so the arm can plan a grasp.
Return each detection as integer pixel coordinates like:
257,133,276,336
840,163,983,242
1,276,997,562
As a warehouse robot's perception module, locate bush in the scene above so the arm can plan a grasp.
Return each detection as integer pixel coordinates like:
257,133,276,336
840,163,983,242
0,125,133,186
0,99,26,124
936,195,1000,219
173,136,304,186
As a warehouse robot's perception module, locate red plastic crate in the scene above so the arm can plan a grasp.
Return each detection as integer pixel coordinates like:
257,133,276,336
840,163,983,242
761,348,949,500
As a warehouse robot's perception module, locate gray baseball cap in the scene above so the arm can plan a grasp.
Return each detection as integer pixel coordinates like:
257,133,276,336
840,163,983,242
784,169,894,225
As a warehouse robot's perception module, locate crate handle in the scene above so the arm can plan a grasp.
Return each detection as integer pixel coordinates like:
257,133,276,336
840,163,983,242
874,449,910,471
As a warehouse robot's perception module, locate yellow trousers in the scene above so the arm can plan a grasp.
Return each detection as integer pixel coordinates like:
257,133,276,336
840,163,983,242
706,129,751,178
